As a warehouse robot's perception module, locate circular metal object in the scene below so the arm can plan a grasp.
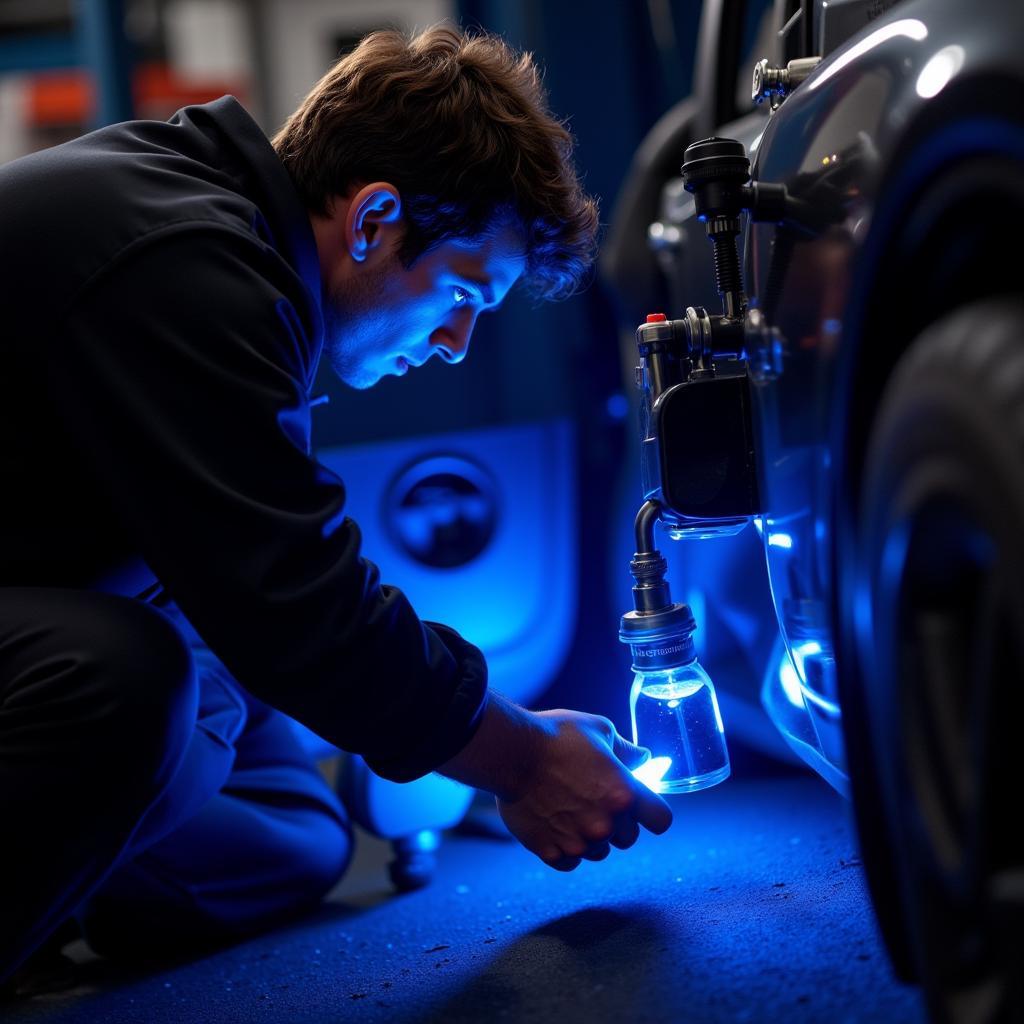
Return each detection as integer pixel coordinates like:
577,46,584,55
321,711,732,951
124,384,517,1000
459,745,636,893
383,454,499,569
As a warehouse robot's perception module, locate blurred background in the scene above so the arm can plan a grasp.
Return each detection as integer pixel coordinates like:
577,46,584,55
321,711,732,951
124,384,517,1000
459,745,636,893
0,0,792,768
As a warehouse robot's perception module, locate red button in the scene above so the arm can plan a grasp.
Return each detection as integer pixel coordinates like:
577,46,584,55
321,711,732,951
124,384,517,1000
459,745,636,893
646,313,667,322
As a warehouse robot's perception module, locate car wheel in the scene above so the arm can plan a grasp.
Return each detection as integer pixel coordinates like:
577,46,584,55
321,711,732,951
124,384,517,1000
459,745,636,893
851,297,1024,1023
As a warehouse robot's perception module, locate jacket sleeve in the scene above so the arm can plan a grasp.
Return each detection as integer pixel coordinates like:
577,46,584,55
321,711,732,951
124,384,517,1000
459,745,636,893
47,225,487,782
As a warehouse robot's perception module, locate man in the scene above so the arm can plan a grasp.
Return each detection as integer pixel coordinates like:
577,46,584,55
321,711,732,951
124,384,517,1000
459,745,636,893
0,24,672,983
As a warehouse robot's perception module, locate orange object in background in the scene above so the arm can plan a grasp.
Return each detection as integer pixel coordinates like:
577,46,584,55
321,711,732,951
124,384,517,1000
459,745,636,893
27,62,249,127
26,70,93,126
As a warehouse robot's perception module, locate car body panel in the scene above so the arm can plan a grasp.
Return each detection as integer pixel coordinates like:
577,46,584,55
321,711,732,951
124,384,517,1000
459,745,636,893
742,0,1024,790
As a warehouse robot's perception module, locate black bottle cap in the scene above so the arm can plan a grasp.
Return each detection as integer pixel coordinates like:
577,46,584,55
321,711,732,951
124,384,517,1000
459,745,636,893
619,602,697,671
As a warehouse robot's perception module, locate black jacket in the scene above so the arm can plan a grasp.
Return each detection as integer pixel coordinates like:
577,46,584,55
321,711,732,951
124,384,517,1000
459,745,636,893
0,96,487,781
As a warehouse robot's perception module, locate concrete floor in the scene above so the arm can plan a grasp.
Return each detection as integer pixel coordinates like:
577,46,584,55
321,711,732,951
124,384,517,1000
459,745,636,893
5,768,927,1024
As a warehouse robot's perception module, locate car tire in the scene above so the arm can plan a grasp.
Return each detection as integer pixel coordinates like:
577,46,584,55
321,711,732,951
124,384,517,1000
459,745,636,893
851,297,1024,1023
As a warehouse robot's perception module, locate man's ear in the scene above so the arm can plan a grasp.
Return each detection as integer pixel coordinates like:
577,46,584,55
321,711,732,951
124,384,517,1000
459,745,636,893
344,182,402,262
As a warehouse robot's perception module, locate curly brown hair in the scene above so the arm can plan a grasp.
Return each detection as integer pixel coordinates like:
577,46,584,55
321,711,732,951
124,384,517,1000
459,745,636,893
272,24,599,301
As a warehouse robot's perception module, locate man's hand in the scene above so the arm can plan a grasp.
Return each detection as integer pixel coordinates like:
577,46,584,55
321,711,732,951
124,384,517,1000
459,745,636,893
439,692,672,871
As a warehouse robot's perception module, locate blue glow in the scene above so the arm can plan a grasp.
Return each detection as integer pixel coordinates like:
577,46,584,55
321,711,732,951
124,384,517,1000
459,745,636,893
779,642,842,716
685,586,707,657
779,657,804,707
631,669,730,794
632,756,672,792
803,688,841,718
321,506,348,539
853,576,874,655
605,392,629,420
793,639,822,661
762,636,850,798
767,532,793,549
790,641,822,690
713,693,725,734
317,419,576,709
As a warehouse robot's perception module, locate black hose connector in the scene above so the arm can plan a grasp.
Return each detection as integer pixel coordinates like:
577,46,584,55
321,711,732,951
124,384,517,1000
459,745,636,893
630,501,672,613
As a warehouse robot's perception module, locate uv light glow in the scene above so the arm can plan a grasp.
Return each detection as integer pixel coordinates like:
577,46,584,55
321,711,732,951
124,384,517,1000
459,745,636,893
632,756,673,793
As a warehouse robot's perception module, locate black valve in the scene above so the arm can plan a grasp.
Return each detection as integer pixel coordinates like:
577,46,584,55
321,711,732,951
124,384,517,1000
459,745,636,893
627,135,828,537
680,136,828,321
682,138,749,320
680,137,750,220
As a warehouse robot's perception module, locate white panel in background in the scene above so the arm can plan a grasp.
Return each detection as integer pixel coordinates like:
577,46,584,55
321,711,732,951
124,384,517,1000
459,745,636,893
165,0,254,82
259,0,452,131
0,76,29,165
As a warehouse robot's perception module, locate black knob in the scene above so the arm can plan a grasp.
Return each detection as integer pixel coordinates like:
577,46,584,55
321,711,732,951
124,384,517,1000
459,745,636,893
682,137,749,183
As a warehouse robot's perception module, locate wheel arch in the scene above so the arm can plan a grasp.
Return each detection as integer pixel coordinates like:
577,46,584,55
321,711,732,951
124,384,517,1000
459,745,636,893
839,72,1024,514
829,71,1024,984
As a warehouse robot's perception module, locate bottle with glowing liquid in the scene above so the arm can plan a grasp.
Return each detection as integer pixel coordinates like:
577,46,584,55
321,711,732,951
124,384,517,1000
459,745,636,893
620,603,730,794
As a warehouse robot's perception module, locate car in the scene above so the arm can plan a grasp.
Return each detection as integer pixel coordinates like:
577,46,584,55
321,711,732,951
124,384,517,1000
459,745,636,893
602,1,1024,1021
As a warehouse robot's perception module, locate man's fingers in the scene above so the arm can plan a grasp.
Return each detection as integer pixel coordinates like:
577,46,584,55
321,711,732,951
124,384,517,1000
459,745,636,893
632,782,673,835
609,813,640,850
549,854,582,872
581,841,611,862
610,730,651,771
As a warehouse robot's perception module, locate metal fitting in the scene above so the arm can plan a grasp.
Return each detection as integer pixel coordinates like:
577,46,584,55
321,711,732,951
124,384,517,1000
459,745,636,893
752,57,822,109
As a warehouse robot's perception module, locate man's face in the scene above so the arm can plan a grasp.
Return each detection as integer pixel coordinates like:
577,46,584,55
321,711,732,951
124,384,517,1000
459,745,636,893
323,229,526,390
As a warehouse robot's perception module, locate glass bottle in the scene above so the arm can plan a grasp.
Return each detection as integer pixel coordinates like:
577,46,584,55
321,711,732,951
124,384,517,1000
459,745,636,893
620,603,730,794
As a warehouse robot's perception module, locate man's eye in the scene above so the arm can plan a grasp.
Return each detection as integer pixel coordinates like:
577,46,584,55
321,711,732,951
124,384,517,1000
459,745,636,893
453,286,472,306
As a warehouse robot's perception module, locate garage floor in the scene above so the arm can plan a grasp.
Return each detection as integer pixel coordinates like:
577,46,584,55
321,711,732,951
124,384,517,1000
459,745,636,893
5,764,927,1024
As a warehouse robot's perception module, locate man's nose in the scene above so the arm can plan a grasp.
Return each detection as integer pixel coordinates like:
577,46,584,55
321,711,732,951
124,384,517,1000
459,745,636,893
431,316,474,365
